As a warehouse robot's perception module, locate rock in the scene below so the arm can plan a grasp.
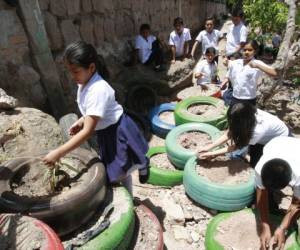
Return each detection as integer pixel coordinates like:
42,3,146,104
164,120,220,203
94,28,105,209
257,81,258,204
38,0,49,10
0,107,63,163
163,195,185,225
49,0,67,17
61,19,81,46
43,11,63,50
172,225,190,241
92,0,111,13
190,231,200,243
93,15,104,45
0,88,18,109
80,17,95,44
81,0,93,12
65,0,81,16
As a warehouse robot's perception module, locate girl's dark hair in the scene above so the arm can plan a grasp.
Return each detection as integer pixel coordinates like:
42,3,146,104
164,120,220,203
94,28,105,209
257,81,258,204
140,23,151,32
227,103,257,148
205,16,214,23
245,40,259,53
261,158,292,190
174,17,184,26
205,47,216,55
64,41,109,80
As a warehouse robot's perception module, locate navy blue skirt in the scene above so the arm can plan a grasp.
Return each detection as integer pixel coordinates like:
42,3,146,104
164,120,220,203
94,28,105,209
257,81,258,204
96,113,149,183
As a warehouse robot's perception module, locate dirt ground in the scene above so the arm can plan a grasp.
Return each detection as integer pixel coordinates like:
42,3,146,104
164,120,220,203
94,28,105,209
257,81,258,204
159,111,175,125
196,156,253,185
150,153,177,170
178,131,212,151
177,85,221,100
0,214,46,250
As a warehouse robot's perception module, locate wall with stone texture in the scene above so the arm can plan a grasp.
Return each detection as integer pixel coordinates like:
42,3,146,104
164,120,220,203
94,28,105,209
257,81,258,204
0,0,226,113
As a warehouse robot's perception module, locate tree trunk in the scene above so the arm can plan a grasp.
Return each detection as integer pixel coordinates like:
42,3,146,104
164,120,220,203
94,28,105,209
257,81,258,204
257,0,300,107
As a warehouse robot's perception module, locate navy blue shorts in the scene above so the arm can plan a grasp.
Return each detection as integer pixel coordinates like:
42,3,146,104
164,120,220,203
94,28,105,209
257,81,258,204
96,113,149,183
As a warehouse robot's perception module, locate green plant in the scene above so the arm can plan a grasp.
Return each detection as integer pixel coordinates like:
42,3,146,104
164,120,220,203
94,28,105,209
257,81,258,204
243,0,288,35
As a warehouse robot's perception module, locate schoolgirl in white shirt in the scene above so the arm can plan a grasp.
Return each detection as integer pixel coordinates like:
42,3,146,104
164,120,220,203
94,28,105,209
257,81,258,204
43,41,149,194
169,17,191,63
194,47,218,88
198,103,290,168
227,40,277,106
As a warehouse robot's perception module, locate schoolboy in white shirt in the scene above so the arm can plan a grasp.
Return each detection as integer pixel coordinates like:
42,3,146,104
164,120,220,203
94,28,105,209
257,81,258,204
169,17,191,63
191,17,222,59
255,137,300,250
226,9,248,57
135,24,164,71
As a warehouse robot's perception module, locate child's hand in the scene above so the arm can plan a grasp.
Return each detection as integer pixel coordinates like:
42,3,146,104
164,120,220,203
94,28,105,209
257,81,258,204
198,151,214,160
69,119,84,136
195,72,206,79
220,81,228,90
43,149,62,166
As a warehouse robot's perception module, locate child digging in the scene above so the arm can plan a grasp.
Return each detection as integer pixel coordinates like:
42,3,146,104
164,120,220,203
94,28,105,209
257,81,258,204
43,41,149,195
169,17,191,64
255,137,300,250
198,103,291,168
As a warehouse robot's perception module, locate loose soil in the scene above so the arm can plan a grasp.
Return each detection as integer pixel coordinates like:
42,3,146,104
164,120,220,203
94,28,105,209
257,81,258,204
215,210,261,250
132,206,160,250
159,111,175,125
177,85,220,100
178,131,212,151
150,153,176,170
0,214,47,250
11,157,85,198
187,102,225,119
196,156,253,185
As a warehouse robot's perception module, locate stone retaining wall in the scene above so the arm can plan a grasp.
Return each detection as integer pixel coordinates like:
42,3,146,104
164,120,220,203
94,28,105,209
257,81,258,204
0,0,226,114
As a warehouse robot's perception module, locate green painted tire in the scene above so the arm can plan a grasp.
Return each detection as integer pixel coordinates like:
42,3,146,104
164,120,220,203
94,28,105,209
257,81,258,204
146,146,183,187
285,232,300,250
174,96,227,130
80,187,135,250
205,209,293,250
183,156,255,211
165,123,221,169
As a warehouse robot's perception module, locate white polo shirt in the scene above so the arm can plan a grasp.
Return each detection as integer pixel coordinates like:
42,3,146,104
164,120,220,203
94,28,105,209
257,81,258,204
250,109,289,145
228,59,266,99
195,29,221,55
169,28,191,57
194,59,217,85
255,137,300,198
77,73,123,130
135,34,156,64
226,22,248,56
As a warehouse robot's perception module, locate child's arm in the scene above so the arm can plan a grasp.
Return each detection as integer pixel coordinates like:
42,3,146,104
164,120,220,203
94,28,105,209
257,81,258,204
43,115,99,165
220,77,229,90
184,41,190,58
198,131,230,154
190,41,199,58
198,144,235,159
256,188,272,250
170,45,176,63
249,60,278,77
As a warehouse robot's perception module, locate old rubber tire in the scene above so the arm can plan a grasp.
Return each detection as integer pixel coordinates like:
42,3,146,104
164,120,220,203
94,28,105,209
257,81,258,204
205,209,291,250
183,156,255,211
285,232,300,250
147,146,183,187
125,108,152,142
126,85,157,115
80,187,135,250
0,148,107,236
130,203,164,250
165,123,221,169
148,103,176,138
174,96,227,130
0,214,64,250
